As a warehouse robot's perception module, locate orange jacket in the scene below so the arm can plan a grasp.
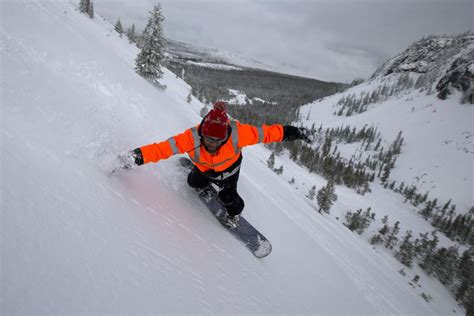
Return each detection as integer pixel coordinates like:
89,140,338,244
139,121,284,172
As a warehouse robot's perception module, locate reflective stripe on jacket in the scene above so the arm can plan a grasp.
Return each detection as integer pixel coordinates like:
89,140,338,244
139,121,284,172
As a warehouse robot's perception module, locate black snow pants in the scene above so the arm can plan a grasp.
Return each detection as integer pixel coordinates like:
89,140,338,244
187,156,245,217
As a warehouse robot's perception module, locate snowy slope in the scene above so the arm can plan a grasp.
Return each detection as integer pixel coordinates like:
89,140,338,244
300,77,473,212
1,0,462,314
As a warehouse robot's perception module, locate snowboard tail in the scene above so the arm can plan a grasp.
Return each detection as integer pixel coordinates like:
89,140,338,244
179,157,272,258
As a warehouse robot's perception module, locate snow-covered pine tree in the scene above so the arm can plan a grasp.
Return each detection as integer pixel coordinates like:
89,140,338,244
395,230,416,267
397,181,405,193
420,199,436,220
115,18,123,37
321,136,332,157
135,4,166,88
384,220,400,249
381,163,391,184
344,209,367,234
417,231,439,271
288,142,299,160
440,198,452,216
431,246,459,286
344,207,375,234
317,179,337,213
404,185,417,203
88,0,94,18
369,233,383,245
266,152,275,170
455,250,473,312
79,0,93,18
306,185,316,201
389,180,396,190
412,275,420,284
274,165,284,175
79,0,89,14
127,24,136,43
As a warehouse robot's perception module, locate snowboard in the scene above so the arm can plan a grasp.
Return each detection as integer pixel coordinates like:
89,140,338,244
179,157,272,258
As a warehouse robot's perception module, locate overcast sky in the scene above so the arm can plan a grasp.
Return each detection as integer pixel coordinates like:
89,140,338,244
95,0,473,82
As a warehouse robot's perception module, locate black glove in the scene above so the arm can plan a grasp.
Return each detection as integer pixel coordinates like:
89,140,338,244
283,125,313,143
115,148,144,172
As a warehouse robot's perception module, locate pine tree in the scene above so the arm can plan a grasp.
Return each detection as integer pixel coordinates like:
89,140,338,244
420,199,435,220
88,0,94,18
135,4,166,86
127,24,136,43
79,0,89,14
384,221,400,249
404,185,417,204
420,191,429,204
274,165,284,175
306,185,316,200
79,0,93,18
266,152,275,170
460,214,473,244
395,230,415,267
374,215,391,246
369,233,383,245
381,163,391,184
288,142,299,161
345,209,362,233
391,131,404,155
418,231,439,273
317,179,337,213
322,136,332,157
115,18,123,37
455,250,473,312
397,182,405,193
441,198,452,215
389,180,396,190
344,207,374,234
432,246,459,286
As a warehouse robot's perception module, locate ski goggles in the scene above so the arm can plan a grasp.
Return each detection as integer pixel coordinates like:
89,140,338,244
203,135,227,145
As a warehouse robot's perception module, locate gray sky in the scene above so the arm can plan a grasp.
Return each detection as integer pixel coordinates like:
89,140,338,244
95,0,473,82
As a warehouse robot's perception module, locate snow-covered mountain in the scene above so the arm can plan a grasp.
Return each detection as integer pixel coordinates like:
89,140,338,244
371,34,473,103
166,38,278,73
300,34,473,212
290,34,473,314
1,0,468,314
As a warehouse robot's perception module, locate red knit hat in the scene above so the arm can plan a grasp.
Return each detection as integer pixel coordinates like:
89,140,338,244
201,101,229,139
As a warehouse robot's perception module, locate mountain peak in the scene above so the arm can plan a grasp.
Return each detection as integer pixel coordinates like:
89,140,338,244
371,33,474,103
372,33,473,77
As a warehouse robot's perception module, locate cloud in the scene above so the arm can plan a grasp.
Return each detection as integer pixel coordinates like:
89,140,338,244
94,0,473,82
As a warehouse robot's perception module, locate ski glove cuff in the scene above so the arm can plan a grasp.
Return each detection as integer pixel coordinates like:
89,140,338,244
283,125,313,143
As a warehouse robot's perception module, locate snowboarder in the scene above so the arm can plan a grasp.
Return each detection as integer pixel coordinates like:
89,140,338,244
117,101,312,227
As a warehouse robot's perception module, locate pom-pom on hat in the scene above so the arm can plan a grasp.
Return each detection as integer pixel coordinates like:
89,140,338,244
201,101,229,139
